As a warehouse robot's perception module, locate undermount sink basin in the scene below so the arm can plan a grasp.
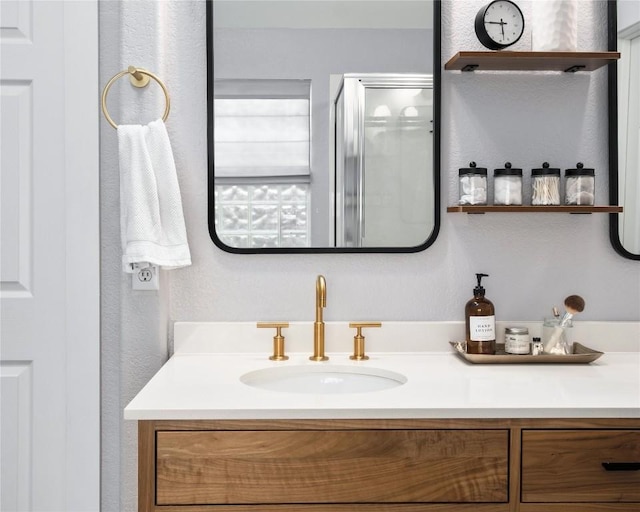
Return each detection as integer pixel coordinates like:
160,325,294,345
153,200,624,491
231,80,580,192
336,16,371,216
240,364,407,394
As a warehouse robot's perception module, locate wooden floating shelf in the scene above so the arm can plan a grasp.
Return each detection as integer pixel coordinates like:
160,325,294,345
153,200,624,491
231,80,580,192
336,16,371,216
445,51,620,72
447,205,623,214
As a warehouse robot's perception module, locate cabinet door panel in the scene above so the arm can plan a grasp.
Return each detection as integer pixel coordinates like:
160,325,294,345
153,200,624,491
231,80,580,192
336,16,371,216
156,429,509,505
521,430,640,503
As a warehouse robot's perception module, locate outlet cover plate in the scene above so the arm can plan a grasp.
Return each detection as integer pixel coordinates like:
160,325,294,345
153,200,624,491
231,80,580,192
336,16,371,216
131,264,159,291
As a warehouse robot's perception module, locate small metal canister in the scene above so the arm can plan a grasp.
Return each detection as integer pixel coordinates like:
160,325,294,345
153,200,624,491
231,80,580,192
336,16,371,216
505,327,530,354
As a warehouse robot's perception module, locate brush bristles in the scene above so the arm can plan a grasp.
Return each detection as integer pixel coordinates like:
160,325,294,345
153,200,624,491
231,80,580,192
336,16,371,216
565,294,585,313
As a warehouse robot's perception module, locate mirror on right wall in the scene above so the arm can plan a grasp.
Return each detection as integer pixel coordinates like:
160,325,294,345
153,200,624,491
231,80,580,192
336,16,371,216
611,0,640,260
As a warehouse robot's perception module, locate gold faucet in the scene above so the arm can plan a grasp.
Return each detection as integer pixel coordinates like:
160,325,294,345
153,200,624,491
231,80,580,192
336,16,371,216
309,275,328,361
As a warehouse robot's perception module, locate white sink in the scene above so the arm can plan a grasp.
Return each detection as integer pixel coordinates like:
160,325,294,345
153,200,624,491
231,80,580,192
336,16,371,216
240,364,407,394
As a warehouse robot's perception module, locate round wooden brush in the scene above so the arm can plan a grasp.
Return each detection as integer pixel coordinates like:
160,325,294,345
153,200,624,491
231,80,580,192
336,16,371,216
561,295,585,326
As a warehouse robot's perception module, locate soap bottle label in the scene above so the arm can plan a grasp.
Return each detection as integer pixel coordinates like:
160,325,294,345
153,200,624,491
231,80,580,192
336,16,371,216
469,315,495,341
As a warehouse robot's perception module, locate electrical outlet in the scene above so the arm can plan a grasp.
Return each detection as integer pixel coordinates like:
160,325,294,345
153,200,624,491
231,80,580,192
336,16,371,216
138,268,153,282
131,264,159,291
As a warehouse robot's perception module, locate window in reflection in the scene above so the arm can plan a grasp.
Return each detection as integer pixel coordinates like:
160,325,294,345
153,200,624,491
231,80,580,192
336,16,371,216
214,79,312,248
214,183,310,248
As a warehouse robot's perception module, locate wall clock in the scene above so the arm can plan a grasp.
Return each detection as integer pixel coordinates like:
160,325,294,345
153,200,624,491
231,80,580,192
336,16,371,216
475,0,525,50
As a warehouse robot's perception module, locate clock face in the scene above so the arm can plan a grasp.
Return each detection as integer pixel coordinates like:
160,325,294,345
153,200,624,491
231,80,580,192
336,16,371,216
475,0,525,50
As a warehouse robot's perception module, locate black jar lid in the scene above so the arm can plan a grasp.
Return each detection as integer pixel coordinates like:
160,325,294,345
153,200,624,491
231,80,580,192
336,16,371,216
459,161,487,176
565,162,595,177
532,162,560,177
494,162,522,176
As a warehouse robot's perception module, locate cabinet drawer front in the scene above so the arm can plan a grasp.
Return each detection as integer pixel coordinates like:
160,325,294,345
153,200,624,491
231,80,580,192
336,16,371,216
521,430,640,503
156,429,509,505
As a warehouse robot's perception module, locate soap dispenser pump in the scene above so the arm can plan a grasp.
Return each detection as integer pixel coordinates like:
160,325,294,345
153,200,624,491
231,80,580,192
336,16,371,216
465,273,496,354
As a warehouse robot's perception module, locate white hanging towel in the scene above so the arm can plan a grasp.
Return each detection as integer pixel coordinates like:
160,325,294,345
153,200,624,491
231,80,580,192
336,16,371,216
117,119,191,273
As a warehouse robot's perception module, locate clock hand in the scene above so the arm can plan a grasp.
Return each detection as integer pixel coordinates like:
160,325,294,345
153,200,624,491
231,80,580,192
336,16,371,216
500,18,505,37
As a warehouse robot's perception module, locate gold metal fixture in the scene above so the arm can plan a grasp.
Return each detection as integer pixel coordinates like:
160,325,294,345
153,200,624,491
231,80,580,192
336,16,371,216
309,275,328,361
257,322,290,361
348,322,382,360
101,66,171,129
126,66,151,88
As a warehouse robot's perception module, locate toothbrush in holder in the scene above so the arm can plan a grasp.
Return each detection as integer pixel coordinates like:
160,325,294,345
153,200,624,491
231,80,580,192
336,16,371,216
544,295,585,354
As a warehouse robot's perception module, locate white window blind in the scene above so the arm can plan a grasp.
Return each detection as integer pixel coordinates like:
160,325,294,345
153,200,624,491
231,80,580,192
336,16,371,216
213,79,312,248
214,79,311,178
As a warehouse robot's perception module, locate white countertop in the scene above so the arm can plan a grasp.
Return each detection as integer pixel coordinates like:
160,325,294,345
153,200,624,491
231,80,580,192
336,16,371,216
124,322,640,421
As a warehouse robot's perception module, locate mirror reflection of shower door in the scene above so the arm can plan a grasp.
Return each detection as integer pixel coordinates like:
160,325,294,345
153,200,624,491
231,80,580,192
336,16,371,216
335,75,434,248
334,82,360,247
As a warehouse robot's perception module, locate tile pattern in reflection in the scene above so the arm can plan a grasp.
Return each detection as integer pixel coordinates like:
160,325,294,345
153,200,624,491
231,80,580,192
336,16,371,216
215,184,310,248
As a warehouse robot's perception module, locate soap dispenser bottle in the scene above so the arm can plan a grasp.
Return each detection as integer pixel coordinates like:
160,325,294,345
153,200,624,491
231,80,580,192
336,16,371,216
465,273,496,354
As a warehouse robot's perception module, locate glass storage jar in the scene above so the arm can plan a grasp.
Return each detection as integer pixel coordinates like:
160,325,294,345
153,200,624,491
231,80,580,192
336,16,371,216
458,162,488,205
531,337,544,355
565,162,595,205
504,327,530,354
531,162,561,205
493,162,522,205
542,317,573,355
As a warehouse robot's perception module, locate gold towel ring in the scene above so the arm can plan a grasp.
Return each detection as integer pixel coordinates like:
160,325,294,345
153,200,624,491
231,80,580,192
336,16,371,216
101,66,170,129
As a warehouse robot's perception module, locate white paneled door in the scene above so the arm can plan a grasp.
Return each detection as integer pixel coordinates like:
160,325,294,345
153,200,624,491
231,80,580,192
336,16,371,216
0,1,99,511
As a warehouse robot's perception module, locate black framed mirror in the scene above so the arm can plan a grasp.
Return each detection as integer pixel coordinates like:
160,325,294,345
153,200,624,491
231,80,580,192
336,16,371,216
610,0,640,260
207,0,441,253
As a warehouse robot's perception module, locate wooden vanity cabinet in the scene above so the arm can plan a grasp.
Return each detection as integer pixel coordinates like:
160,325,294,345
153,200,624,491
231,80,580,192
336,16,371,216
155,429,508,506
138,418,640,512
521,429,640,505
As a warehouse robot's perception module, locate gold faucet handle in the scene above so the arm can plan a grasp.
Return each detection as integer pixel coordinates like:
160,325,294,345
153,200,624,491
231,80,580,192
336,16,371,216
257,322,290,361
348,322,382,360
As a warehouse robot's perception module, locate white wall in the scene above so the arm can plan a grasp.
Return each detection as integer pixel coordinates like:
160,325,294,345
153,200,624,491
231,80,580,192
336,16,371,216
619,0,640,31
99,1,640,510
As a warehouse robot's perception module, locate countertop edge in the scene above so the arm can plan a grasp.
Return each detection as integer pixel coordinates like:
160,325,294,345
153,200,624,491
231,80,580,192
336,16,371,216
124,407,640,421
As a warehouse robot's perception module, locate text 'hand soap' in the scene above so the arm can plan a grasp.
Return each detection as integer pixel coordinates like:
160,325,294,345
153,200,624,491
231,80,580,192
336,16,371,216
465,273,496,354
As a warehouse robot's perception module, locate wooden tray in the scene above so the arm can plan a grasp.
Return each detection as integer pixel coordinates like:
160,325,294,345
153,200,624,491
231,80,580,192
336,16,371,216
450,342,603,364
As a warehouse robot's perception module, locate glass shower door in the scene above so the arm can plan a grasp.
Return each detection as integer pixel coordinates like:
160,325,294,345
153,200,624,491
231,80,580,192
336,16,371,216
334,74,434,248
